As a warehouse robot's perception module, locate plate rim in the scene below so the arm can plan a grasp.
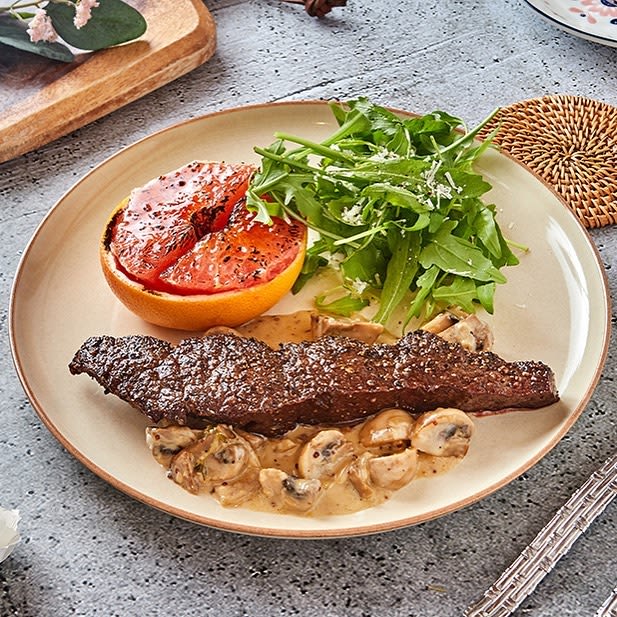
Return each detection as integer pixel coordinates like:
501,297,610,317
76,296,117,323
523,0,617,47
8,100,612,538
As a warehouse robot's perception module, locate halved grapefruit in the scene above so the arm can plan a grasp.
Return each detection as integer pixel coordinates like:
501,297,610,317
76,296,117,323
100,161,307,331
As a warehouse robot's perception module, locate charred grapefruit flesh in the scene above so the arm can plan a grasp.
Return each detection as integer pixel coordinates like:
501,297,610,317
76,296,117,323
101,160,307,330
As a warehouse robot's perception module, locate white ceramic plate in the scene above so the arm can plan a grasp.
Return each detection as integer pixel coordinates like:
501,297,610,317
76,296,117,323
10,102,610,538
524,0,617,47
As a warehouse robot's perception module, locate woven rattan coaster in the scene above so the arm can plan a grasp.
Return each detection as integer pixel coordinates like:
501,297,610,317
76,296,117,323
477,94,617,228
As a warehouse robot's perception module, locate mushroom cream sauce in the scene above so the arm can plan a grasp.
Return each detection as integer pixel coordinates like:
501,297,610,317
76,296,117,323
147,310,469,517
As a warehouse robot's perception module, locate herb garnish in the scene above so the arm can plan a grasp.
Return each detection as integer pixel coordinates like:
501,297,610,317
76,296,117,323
247,98,520,329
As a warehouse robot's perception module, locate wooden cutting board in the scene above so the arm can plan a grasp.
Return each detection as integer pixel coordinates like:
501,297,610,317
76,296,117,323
0,0,216,164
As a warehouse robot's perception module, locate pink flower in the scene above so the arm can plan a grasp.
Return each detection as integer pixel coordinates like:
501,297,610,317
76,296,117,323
580,0,617,17
26,8,58,43
569,0,617,24
74,0,100,29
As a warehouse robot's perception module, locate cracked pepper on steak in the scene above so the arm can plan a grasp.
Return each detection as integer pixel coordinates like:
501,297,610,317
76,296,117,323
68,330,559,436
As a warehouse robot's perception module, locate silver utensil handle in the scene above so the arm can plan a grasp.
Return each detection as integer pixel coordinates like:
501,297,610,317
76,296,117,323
464,453,617,617
595,586,617,617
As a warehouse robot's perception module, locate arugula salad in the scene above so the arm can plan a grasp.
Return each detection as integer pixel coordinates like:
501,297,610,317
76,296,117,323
247,98,521,329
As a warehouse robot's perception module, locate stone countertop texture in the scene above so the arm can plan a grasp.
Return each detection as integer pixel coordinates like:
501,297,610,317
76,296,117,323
0,1,615,615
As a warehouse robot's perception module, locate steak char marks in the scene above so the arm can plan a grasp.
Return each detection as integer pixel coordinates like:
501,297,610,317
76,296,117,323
69,330,559,436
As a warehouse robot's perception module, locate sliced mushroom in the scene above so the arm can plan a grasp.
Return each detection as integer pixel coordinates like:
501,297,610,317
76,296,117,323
348,452,376,500
296,429,355,482
236,429,267,450
146,425,204,468
423,311,493,352
207,442,256,481
438,314,494,352
259,468,322,512
367,447,418,490
169,425,260,495
310,313,384,344
411,408,474,457
350,409,418,495
359,408,415,451
214,467,261,507
203,325,241,337
422,311,460,334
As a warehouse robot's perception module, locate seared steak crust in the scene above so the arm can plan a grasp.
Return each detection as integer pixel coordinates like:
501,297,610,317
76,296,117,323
69,331,559,436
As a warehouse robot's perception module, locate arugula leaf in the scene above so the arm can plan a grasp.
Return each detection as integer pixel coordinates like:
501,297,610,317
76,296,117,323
373,230,420,324
315,292,369,317
476,282,497,314
432,277,481,314
248,98,520,327
419,223,507,283
405,265,440,322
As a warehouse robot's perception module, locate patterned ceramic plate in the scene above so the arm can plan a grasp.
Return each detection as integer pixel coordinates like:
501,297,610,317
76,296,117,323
523,0,617,46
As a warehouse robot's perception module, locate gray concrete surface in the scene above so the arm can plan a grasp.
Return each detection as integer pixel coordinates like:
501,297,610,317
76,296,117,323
1,1,615,615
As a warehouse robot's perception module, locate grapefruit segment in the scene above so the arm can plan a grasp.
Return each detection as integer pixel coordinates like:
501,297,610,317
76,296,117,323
160,198,306,294
109,161,255,291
